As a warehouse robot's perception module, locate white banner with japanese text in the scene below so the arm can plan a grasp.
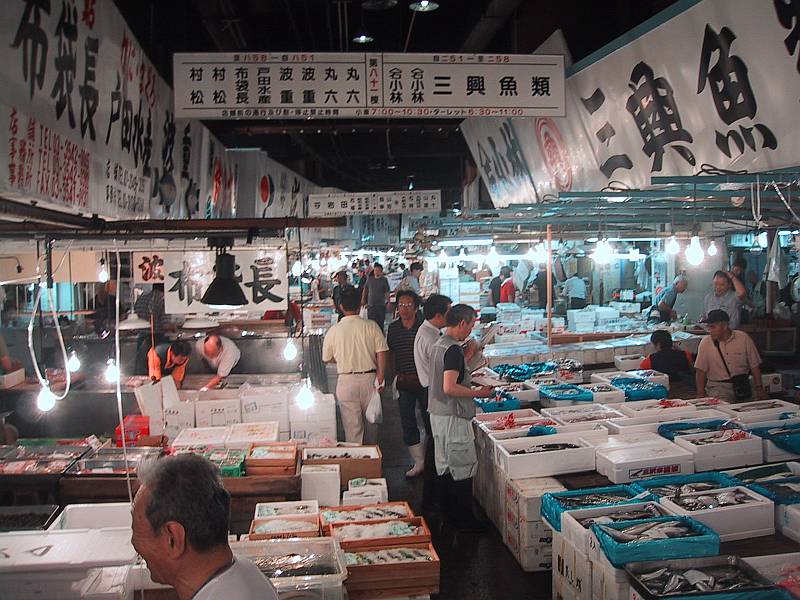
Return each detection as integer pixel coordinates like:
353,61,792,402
0,1,236,220
163,248,287,314
307,190,441,217
173,52,565,119
461,0,800,204
132,252,166,284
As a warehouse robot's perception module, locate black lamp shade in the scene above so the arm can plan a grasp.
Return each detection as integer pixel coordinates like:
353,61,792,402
201,252,248,309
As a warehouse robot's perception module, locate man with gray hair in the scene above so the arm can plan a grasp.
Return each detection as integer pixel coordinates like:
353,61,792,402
651,274,688,322
132,454,278,600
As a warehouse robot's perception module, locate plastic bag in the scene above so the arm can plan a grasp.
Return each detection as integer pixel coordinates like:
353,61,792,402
365,388,383,424
359,306,369,320
390,377,399,401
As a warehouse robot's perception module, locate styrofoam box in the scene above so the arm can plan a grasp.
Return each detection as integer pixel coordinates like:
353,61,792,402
553,532,592,600
194,398,242,428
616,398,698,419
719,399,799,423
561,501,673,555
342,488,384,506
163,402,196,442
290,418,337,445
290,393,337,423
626,369,670,390
685,397,731,410
492,427,608,469
172,426,230,448
0,368,25,389
777,504,800,544
240,390,290,429
521,378,566,404
603,409,730,435
473,408,540,424
347,478,388,503
507,477,567,522
48,502,131,531
590,371,631,384
614,355,644,371
762,372,785,394
541,404,625,425
595,441,695,484
496,436,596,479
660,485,774,542
254,500,319,520
588,530,630,600
579,383,626,404
517,542,553,573
301,464,340,507
673,431,763,471
224,421,280,449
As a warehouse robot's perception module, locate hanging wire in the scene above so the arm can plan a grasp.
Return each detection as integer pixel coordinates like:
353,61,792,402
113,246,134,504
695,163,748,176
769,181,800,225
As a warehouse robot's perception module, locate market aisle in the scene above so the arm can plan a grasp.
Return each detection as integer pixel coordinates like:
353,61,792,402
376,393,551,599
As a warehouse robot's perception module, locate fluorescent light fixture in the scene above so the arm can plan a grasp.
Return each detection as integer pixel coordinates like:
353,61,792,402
201,250,248,310
437,238,493,247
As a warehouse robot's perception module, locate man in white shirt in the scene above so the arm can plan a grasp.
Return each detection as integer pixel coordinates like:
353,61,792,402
196,334,241,390
398,262,424,295
132,454,278,600
562,273,587,309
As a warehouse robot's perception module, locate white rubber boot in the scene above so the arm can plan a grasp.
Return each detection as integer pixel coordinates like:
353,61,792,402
405,443,425,478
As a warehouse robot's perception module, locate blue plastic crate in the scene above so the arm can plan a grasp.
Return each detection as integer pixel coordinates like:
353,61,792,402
591,515,720,568
630,472,741,497
541,484,649,531
539,383,593,403
610,376,669,401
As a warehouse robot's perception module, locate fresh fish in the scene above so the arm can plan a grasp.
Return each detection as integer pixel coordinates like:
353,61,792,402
690,430,750,445
674,490,753,511
599,520,698,543
639,567,668,582
577,505,662,528
510,443,580,455
636,564,765,595
684,569,715,591
558,493,632,508
664,573,689,594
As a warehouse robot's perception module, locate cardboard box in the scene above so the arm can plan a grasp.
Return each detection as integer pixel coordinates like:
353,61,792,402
303,446,382,488
194,398,241,428
301,464,340,506
0,368,25,389
762,372,784,394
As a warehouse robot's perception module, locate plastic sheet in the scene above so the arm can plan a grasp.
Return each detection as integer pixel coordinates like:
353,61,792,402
630,472,741,497
751,422,800,455
539,383,593,403
592,515,720,568
541,484,647,531
610,377,669,401
657,419,741,441
748,477,800,506
474,390,521,413
493,362,557,382
527,425,558,437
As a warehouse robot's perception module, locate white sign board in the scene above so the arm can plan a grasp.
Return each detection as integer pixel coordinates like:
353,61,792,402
164,248,287,314
173,53,565,119
132,252,167,284
307,190,441,217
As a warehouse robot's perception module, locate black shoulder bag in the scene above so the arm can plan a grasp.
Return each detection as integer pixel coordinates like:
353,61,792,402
713,340,752,401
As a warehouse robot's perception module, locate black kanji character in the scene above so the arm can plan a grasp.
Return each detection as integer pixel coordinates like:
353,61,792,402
302,66,315,81
79,36,98,140
499,76,518,96
141,109,152,177
499,121,536,191
213,90,226,104
280,66,293,81
168,261,203,305
324,89,338,104
189,67,203,81
280,89,293,103
302,89,315,104
120,95,133,152
50,0,78,128
626,61,695,172
531,76,551,96
245,257,284,304
346,89,360,104
212,66,225,81
190,89,204,104
162,110,175,174
11,0,51,100
347,66,360,80
105,71,121,144
697,24,777,158
775,0,800,72
466,75,485,95
581,87,633,178
324,66,338,81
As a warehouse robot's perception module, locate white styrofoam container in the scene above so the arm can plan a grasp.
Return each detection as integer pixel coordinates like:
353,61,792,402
762,372,785,394
254,500,319,519
742,418,800,462
541,404,625,425
163,402,196,442
506,476,567,522
0,368,25,389
473,408,540,424
616,398,698,418
495,436,596,479
224,421,280,450
614,355,644,371
561,501,673,555
595,442,695,484
552,532,592,600
490,425,609,467
776,503,800,544
626,369,670,390
579,383,626,404
239,391,290,429
673,431,764,471
341,488,384,506
300,465,340,507
171,426,230,448
603,409,730,435
719,399,799,423
724,461,800,483
685,397,731,410
290,418,337,445
48,503,131,531
660,486,775,542
521,378,566,404
194,398,242,428
347,478,388,503
590,371,631,384
589,533,630,600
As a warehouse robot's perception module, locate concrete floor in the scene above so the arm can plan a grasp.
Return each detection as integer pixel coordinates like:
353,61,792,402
375,394,553,600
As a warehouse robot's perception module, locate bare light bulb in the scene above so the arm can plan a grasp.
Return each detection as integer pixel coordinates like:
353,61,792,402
295,381,315,410
67,352,81,373
37,386,56,412
104,359,119,383
707,240,718,256
291,261,303,277
98,259,109,283
665,235,680,255
591,239,613,264
283,338,298,361
685,236,705,266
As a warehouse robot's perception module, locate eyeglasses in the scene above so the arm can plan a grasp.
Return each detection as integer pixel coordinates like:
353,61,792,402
398,303,416,308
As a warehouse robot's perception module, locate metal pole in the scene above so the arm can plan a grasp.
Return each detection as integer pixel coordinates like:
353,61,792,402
546,224,553,348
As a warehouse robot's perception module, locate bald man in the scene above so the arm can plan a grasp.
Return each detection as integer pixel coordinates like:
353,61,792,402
195,334,241,390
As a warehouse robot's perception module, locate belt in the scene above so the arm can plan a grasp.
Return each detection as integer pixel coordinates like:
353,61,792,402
340,369,376,375
708,379,733,383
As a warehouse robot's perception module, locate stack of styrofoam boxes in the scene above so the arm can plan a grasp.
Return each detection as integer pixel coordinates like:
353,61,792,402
567,308,596,333
192,388,243,428
496,302,522,323
593,433,695,484
594,306,620,329
239,385,291,441
459,281,481,309
552,530,591,600
472,416,507,531
289,391,337,445
609,301,641,314
301,464,340,507
504,477,565,573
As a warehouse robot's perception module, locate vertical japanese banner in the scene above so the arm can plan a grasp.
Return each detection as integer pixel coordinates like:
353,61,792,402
163,248,288,314
462,0,800,203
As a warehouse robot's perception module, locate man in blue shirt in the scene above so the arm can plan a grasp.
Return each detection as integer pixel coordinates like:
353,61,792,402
651,275,687,322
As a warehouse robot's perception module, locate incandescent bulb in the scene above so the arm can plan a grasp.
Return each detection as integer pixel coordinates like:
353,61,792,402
37,386,56,412
707,240,718,256
67,352,81,373
291,261,303,277
439,248,447,260
591,239,613,264
98,259,109,283
665,235,680,255
685,236,705,266
283,338,298,361
104,359,119,383
295,382,315,410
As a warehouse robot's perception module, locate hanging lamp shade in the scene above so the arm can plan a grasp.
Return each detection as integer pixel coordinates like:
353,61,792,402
118,315,150,330
201,252,248,310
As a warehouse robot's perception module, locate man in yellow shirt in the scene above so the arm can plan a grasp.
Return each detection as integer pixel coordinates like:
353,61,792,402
322,287,389,444
148,340,192,389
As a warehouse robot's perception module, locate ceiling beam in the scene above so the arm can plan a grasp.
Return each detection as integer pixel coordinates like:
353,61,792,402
460,0,524,52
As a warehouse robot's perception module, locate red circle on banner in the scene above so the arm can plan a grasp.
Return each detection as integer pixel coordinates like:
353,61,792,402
534,117,572,192
260,174,274,207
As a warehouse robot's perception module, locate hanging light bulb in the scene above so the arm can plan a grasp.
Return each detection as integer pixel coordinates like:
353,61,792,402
104,358,119,383
665,235,680,255
485,244,501,273
707,240,718,256
591,238,613,264
526,244,536,261
283,337,298,361
67,351,81,373
295,380,315,410
685,236,705,266
534,242,548,264
438,248,447,261
291,260,303,277
98,258,109,283
37,386,56,412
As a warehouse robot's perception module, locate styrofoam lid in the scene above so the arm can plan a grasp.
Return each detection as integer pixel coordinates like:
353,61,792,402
0,529,136,572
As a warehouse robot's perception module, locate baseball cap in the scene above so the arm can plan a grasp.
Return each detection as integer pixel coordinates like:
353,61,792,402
700,309,730,324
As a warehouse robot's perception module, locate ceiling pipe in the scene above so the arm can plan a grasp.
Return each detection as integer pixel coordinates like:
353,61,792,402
0,197,99,228
460,0,524,52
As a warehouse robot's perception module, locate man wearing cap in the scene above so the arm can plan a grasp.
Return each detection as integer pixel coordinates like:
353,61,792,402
651,275,688,322
694,309,766,402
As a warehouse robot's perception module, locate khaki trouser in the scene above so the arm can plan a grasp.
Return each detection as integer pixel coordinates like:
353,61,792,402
336,373,378,444
706,380,738,403
429,414,477,482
